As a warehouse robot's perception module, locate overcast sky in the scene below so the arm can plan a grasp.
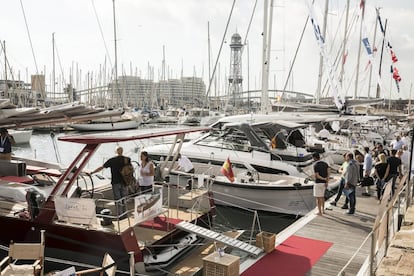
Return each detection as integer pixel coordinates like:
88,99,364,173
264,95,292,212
0,0,413,101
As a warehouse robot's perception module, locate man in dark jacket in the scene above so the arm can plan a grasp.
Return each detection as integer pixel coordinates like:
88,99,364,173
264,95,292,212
344,152,359,215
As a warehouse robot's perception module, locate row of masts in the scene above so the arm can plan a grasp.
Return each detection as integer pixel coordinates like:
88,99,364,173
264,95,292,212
1,1,406,113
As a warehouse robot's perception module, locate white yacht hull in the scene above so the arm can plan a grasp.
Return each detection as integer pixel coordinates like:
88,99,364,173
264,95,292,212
168,172,340,216
211,177,315,215
9,129,32,144
70,120,140,131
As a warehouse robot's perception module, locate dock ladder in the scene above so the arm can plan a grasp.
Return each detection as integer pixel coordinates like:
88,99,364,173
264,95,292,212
176,221,264,258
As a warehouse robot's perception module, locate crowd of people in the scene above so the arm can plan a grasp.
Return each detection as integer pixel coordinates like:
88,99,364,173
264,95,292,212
313,131,412,216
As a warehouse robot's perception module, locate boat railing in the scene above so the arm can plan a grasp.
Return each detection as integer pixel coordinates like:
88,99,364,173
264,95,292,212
94,181,212,233
338,174,411,275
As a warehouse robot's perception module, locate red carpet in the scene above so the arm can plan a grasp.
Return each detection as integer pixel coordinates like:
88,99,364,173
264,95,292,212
242,235,333,276
139,216,182,231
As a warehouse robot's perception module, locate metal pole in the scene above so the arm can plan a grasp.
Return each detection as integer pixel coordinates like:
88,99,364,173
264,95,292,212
40,229,45,276
409,124,414,203
128,251,134,275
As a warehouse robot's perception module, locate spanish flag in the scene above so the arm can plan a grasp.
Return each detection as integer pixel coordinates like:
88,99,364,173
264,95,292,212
221,157,235,182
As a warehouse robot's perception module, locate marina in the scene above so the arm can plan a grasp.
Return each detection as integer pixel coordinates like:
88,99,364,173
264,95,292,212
0,0,413,275
0,121,411,275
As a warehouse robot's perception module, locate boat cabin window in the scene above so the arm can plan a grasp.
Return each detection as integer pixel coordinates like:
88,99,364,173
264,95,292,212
194,129,252,152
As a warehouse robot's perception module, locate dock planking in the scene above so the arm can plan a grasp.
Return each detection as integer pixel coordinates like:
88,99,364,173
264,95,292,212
285,186,379,275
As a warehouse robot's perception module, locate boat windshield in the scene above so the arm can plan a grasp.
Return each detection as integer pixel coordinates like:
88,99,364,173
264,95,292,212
194,129,252,152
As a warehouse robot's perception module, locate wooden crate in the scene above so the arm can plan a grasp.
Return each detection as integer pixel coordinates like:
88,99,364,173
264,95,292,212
256,231,276,253
203,252,239,276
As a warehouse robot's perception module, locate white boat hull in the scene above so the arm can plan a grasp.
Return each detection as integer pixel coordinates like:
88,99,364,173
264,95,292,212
9,129,32,144
212,177,315,215
70,120,140,131
168,172,340,216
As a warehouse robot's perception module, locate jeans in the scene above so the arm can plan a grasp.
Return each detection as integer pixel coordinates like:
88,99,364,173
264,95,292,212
376,179,385,200
389,174,398,197
112,183,128,216
334,178,345,202
348,185,356,213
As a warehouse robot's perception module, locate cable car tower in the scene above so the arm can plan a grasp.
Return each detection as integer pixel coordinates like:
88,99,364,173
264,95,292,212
228,33,244,110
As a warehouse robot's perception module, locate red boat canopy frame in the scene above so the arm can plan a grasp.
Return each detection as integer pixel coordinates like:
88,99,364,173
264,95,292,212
59,126,211,144
37,126,210,223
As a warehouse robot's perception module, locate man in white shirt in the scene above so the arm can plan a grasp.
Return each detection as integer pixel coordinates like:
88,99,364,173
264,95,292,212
401,132,411,147
391,136,404,150
177,153,195,173
399,145,410,173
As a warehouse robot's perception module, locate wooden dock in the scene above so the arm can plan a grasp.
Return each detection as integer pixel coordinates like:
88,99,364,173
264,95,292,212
239,174,414,276
294,188,377,275
241,185,381,275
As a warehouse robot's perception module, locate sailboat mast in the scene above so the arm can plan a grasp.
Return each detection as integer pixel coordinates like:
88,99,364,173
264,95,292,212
52,32,56,101
354,0,366,99
315,0,329,104
112,0,121,108
339,0,350,89
367,8,378,99
376,9,387,98
207,21,211,109
2,41,7,99
261,0,274,114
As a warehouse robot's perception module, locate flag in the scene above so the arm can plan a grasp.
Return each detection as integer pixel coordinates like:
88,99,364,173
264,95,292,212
342,50,348,65
305,0,344,111
391,65,401,93
362,38,373,55
360,0,365,10
221,157,235,182
393,66,401,82
390,49,398,63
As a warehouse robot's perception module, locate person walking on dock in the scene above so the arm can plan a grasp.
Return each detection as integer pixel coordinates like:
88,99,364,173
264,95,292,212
386,149,402,197
312,152,329,216
330,153,348,207
343,152,359,215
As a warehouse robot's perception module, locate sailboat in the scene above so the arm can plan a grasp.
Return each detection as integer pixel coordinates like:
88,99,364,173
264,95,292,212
70,1,142,131
0,127,217,274
69,110,142,131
